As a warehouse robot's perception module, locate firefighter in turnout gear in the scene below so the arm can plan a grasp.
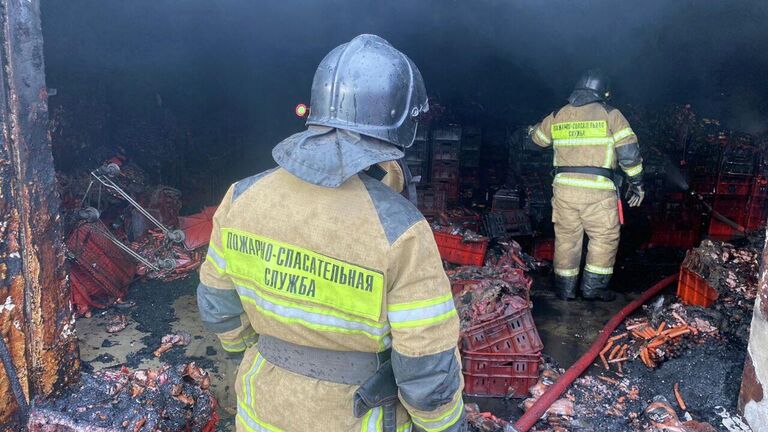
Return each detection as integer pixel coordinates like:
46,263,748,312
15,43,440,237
530,69,645,301
197,34,466,432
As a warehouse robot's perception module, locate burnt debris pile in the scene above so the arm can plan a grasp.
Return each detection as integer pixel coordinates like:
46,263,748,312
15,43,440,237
28,363,219,432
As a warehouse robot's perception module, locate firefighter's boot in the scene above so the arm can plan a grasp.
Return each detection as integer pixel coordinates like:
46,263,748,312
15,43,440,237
555,275,578,301
580,270,615,301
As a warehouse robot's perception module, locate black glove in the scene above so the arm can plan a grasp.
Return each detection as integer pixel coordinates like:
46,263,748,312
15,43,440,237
625,182,645,207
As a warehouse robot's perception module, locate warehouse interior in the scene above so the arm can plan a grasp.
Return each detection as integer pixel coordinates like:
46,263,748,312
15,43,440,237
1,1,768,431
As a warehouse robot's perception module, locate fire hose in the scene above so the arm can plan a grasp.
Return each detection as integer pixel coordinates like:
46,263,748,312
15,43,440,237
510,274,678,432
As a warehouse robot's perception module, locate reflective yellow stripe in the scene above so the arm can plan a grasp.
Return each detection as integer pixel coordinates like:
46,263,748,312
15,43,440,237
238,402,283,432
624,163,643,177
220,328,258,352
234,282,392,350
410,397,464,432
221,228,385,322
535,128,551,145
554,174,616,190
603,140,615,169
388,294,457,329
205,255,226,274
242,353,266,407
585,264,613,275
612,127,636,142
397,422,413,432
361,407,382,432
554,268,579,277
552,137,614,146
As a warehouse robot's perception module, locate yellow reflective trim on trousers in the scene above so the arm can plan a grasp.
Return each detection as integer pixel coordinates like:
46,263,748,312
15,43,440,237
554,175,616,190
238,402,283,432
410,397,464,432
624,163,643,177
397,422,413,432
535,128,551,145
551,120,608,140
361,407,382,432
585,264,613,275
220,328,258,352
221,228,385,322
554,268,579,277
612,127,636,142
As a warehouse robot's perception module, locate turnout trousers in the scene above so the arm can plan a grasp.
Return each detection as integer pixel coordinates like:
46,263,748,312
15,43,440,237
551,186,620,279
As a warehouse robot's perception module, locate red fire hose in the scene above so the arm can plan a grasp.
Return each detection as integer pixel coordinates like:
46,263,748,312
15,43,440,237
511,274,678,432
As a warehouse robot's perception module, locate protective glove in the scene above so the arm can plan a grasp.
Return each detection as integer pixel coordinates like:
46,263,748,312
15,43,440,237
625,183,645,207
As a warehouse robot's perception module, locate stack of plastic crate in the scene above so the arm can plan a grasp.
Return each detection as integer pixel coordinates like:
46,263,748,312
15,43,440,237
459,297,543,398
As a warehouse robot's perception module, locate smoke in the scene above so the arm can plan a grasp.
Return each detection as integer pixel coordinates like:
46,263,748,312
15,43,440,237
40,0,768,192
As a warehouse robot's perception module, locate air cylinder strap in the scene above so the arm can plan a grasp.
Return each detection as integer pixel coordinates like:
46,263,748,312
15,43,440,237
555,166,614,180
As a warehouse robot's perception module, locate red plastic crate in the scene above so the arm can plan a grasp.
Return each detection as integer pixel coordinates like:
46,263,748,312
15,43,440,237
646,229,700,249
462,351,541,398
431,161,460,182
677,266,718,307
690,175,717,196
433,231,488,266
716,174,753,196
67,221,137,315
433,179,460,200
417,189,446,217
532,238,554,261
746,196,768,231
708,195,748,240
752,176,768,198
460,304,543,354
432,140,461,161
440,210,481,232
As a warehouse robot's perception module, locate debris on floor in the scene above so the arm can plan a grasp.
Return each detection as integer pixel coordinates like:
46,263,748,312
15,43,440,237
28,363,219,432
106,314,129,333
154,332,193,357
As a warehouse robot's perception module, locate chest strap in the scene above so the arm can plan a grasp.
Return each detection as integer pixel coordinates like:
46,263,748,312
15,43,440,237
257,335,391,386
556,166,614,180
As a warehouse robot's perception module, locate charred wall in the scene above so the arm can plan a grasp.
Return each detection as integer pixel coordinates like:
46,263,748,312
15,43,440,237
0,0,79,429
740,232,768,429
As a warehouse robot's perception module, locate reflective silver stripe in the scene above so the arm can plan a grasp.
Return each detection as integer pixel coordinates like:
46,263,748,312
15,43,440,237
612,127,635,142
243,353,266,407
235,285,392,347
554,268,579,277
411,398,464,432
238,403,281,432
388,298,456,326
207,245,227,270
624,164,643,177
535,128,551,144
585,264,613,275
365,407,382,432
552,137,614,146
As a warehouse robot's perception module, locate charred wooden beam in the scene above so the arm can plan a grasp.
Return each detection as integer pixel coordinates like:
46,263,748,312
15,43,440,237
739,234,768,429
0,0,79,429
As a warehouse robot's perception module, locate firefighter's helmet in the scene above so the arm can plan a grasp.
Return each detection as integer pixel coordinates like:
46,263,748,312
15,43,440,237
573,69,611,100
306,34,428,148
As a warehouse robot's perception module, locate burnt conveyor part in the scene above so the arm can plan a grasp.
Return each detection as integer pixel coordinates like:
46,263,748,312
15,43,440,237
0,1,767,432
